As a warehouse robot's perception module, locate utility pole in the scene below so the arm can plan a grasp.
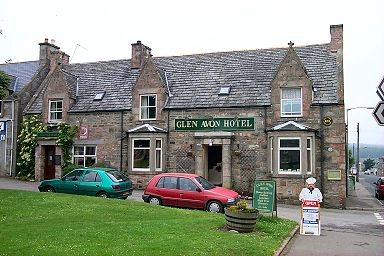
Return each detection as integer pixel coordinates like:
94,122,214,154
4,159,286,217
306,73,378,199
356,123,360,182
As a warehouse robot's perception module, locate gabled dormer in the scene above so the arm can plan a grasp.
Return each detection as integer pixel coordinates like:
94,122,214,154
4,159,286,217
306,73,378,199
271,42,313,121
131,41,167,123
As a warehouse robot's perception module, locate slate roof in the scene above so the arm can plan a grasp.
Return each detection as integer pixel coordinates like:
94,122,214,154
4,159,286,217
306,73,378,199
0,61,39,93
24,44,338,113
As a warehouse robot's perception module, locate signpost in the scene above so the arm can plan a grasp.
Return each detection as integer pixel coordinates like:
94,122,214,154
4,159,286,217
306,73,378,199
377,77,384,101
300,200,321,236
372,101,384,126
252,180,277,216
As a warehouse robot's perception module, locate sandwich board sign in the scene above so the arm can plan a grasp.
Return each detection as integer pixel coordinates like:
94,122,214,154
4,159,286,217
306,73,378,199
300,200,321,236
253,180,277,216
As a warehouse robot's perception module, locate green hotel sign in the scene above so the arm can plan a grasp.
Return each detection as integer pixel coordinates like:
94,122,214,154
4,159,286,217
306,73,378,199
175,117,255,131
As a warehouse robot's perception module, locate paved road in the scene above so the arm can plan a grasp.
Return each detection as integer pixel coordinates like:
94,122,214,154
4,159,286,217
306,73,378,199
281,176,384,256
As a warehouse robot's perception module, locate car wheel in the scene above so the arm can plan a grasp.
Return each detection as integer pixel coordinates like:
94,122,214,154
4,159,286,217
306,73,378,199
97,191,110,198
206,200,223,213
149,197,162,205
44,186,55,192
375,192,378,199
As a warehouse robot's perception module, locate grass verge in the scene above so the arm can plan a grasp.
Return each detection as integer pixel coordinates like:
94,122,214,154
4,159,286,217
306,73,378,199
0,189,297,256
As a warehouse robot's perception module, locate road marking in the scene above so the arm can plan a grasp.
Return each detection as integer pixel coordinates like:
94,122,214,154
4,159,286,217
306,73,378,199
374,213,384,225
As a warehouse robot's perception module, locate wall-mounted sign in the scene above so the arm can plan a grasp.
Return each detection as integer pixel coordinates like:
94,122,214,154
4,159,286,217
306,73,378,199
0,121,6,141
175,117,255,131
79,125,89,140
322,116,333,126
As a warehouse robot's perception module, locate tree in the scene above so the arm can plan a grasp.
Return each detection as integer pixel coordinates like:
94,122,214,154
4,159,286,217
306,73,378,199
0,71,10,99
363,158,375,171
348,149,355,171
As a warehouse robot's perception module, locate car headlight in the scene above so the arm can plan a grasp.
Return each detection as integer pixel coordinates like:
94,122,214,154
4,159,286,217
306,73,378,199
227,198,236,203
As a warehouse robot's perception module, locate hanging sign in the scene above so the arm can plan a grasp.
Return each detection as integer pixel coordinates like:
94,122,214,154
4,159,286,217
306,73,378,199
79,125,89,140
300,200,321,236
0,121,6,141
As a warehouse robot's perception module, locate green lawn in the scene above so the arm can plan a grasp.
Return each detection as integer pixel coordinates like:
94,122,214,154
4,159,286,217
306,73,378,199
0,190,297,256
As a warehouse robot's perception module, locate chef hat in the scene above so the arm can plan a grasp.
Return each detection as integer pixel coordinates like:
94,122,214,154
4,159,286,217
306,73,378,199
306,177,316,184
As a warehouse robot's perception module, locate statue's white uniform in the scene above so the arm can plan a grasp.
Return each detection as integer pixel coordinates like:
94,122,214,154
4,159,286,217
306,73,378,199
299,188,323,202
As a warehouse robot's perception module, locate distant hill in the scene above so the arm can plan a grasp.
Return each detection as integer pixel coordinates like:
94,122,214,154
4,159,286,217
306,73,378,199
348,144,384,159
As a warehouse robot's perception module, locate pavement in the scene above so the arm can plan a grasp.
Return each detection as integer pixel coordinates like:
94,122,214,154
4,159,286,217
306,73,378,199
1,176,383,256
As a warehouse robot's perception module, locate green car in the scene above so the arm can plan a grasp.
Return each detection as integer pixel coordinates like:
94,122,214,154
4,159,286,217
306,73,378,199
38,168,133,199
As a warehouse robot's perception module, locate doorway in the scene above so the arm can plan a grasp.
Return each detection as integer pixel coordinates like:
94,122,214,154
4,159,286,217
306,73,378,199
44,146,56,180
207,145,222,186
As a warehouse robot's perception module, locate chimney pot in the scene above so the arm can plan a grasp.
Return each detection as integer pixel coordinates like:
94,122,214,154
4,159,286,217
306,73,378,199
44,38,49,43
51,39,55,45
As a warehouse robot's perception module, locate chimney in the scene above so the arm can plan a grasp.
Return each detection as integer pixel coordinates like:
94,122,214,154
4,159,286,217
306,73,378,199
330,24,343,53
39,38,60,67
38,38,70,70
131,40,152,69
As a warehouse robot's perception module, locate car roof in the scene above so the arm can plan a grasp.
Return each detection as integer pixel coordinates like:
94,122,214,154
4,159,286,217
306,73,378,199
155,173,199,178
76,167,118,172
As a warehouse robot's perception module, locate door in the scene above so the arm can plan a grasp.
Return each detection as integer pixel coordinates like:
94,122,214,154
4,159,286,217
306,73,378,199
177,177,205,209
77,170,103,196
155,176,179,206
55,169,84,194
207,145,223,186
44,146,56,180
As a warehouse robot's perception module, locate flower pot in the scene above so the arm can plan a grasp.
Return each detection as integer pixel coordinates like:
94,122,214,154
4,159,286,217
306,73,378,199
224,208,258,233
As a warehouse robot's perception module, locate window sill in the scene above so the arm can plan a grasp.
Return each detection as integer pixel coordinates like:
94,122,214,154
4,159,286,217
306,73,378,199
272,173,312,179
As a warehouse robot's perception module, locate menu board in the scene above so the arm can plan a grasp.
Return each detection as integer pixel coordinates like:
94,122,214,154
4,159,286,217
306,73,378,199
252,180,277,213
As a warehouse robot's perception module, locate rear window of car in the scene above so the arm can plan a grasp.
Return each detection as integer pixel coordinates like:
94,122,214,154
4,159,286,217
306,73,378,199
105,170,129,182
156,176,177,189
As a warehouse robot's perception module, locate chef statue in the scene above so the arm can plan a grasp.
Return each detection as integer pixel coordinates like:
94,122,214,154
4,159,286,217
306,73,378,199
299,177,323,202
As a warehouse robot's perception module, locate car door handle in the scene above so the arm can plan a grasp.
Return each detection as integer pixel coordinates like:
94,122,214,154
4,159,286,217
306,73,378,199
180,193,184,195
96,185,100,187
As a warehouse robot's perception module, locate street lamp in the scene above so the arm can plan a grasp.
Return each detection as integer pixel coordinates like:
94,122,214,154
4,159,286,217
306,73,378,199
345,107,374,184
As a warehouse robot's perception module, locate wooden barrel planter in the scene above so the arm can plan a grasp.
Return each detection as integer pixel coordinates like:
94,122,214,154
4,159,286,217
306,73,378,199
224,208,259,233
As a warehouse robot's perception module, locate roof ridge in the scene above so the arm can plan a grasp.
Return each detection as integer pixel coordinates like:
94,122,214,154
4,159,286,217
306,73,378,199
0,60,39,66
153,43,330,59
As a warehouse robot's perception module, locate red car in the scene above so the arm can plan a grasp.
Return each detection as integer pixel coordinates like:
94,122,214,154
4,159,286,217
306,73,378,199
142,173,239,213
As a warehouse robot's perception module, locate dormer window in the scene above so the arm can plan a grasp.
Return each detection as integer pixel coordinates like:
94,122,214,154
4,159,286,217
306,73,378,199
281,88,302,117
140,94,156,120
48,99,63,123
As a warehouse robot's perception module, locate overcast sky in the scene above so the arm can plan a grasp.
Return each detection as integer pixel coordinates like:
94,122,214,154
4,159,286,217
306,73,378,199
1,0,383,145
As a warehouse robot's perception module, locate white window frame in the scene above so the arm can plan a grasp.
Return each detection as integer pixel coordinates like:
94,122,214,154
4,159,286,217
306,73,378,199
72,145,97,167
307,137,313,174
48,99,63,123
270,137,274,174
155,138,162,171
139,94,157,120
281,88,302,117
132,138,151,171
278,137,301,174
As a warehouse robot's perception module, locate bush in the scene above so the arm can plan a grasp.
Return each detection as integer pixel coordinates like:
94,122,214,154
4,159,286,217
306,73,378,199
228,199,259,213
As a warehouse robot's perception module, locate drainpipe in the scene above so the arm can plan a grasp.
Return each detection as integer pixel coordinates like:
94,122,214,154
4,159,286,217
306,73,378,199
120,111,124,172
9,100,15,176
320,105,325,204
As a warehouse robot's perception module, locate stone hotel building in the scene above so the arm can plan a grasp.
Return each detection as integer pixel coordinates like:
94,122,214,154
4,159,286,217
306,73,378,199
13,25,345,208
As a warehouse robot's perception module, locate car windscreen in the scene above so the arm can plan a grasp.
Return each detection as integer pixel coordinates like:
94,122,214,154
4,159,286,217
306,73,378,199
105,170,129,182
194,176,215,190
